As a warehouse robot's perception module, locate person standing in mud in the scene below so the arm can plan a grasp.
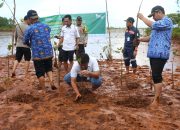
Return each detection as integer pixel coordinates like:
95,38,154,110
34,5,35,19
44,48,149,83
137,5,173,107
76,16,88,56
54,17,66,69
57,15,80,73
24,10,57,90
123,17,140,74
12,15,31,78
64,53,102,100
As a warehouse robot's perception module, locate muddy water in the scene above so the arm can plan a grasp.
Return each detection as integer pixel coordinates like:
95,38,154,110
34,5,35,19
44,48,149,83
0,30,180,70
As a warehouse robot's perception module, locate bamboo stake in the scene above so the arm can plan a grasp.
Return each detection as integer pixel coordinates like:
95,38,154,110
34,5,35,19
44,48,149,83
105,0,112,60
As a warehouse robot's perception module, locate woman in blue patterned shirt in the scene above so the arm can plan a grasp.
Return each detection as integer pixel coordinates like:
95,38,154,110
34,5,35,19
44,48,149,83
137,5,173,108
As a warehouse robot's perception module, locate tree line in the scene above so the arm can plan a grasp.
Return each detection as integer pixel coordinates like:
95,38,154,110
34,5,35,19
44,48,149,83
0,17,14,31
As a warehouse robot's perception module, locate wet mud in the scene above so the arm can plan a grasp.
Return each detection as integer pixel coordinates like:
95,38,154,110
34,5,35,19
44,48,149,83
0,50,180,130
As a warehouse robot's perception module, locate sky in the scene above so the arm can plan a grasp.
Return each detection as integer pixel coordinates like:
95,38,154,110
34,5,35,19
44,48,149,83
0,0,179,27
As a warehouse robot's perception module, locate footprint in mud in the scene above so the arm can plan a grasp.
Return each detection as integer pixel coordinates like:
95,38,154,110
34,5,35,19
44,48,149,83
126,82,140,90
158,121,179,130
115,96,151,108
0,87,6,93
10,94,39,104
160,96,173,106
9,118,27,130
97,113,116,123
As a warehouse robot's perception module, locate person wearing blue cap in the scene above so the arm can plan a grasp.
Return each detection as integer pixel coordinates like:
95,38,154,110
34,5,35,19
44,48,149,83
137,5,173,108
123,17,140,74
12,15,31,78
24,10,57,91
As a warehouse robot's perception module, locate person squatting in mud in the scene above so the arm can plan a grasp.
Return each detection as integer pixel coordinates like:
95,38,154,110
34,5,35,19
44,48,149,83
24,10,57,91
137,5,173,108
123,17,140,74
64,53,102,100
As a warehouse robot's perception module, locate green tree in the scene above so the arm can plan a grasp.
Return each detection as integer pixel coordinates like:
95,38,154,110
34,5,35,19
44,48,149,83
0,17,9,27
167,13,180,27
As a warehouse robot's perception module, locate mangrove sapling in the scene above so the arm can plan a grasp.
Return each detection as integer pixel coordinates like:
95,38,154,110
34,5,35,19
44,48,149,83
105,0,112,60
115,47,124,87
103,44,112,61
4,43,13,104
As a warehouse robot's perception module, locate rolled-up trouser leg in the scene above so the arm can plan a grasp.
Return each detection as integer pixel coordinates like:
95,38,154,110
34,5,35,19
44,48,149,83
130,59,137,68
64,73,71,85
90,77,102,89
150,58,167,84
124,58,130,67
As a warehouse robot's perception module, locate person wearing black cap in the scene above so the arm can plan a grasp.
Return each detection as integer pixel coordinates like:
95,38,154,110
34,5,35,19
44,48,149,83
24,10,57,90
12,15,31,78
123,17,140,74
76,16,88,56
137,6,173,108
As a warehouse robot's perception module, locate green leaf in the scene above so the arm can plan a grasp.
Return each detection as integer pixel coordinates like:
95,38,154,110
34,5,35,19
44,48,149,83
117,47,123,51
7,44,12,51
0,2,4,8
114,50,120,53
0,0,4,6
103,45,108,52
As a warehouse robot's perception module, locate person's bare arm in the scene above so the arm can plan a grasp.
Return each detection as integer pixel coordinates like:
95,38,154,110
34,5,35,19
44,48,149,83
71,77,81,100
137,13,153,27
58,37,63,47
139,36,150,42
79,70,100,79
76,37,79,45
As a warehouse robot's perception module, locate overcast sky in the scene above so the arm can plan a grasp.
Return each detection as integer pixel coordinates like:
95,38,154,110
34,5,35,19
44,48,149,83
0,0,179,27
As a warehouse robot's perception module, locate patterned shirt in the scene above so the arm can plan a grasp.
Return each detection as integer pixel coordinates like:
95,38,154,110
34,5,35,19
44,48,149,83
148,16,173,59
24,21,53,60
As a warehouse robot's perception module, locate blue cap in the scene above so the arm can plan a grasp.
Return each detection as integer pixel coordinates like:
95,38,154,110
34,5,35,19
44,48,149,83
148,5,165,17
27,10,39,19
24,15,28,20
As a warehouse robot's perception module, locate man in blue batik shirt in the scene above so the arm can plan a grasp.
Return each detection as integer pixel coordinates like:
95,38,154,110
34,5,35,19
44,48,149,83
137,6,173,108
24,10,57,90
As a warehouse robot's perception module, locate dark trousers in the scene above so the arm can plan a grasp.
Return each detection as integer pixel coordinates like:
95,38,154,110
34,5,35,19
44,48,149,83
150,58,167,84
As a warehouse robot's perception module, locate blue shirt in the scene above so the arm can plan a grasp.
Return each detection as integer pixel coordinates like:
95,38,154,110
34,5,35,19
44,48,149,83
124,26,140,51
24,21,53,60
148,16,173,59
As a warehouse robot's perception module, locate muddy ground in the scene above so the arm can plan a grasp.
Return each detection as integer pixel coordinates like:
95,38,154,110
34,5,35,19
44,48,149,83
0,50,180,129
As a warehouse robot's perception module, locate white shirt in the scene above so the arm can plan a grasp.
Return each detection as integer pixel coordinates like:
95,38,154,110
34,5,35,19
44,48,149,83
61,24,80,51
15,22,29,48
71,56,99,78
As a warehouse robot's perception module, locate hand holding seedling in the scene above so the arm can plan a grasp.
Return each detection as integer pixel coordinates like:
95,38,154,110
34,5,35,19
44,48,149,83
79,70,90,77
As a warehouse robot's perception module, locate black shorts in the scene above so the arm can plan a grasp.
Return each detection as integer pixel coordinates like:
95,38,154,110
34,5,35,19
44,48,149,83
33,58,53,78
150,58,167,84
16,47,31,62
62,49,74,62
58,46,63,62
